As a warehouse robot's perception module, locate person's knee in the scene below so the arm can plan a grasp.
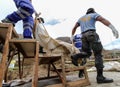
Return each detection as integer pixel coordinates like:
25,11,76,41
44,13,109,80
23,28,32,38
93,42,103,51
82,51,92,58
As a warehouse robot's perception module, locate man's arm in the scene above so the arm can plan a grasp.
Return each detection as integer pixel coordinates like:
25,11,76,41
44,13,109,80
96,16,119,38
72,23,80,35
71,23,80,42
96,16,111,26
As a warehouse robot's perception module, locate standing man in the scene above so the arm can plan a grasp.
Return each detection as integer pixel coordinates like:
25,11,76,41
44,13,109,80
71,8,119,83
2,0,35,38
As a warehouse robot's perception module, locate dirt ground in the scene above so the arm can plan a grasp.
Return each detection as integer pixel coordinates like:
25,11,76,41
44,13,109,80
7,58,120,87
14,71,120,87
86,71,120,87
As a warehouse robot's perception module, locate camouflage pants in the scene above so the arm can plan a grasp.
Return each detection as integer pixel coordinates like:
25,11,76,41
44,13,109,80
81,30,104,69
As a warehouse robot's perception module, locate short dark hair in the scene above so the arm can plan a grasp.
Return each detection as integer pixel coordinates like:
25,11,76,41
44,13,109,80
86,8,95,14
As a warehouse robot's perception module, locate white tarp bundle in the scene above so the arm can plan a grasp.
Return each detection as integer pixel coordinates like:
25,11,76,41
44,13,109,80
87,61,120,72
35,21,79,56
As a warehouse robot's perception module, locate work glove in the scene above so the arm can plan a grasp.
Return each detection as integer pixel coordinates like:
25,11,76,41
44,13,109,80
35,12,41,18
109,24,119,38
112,29,119,38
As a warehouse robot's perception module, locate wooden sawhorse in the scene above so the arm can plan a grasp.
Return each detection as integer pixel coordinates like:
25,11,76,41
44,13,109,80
0,23,90,87
37,56,90,87
9,39,39,87
0,23,19,87
39,56,66,87
0,23,40,87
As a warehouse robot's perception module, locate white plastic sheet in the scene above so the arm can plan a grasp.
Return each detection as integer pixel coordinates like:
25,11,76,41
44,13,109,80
87,61,120,72
35,22,80,55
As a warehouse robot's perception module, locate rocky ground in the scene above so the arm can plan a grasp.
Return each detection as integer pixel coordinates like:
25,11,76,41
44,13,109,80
5,58,120,87
86,71,120,87
13,71,120,87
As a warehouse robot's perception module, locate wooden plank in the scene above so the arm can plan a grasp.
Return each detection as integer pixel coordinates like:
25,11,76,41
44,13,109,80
51,66,86,72
66,79,90,87
9,39,37,58
39,56,61,64
45,79,90,87
9,39,36,43
0,23,19,42
65,66,85,72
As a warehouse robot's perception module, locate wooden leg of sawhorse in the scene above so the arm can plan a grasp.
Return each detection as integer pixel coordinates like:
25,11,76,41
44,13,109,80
32,41,39,87
83,66,90,82
18,51,23,79
49,56,67,87
0,24,13,87
51,63,65,83
61,56,67,87
66,66,90,87
47,63,51,77
4,50,16,82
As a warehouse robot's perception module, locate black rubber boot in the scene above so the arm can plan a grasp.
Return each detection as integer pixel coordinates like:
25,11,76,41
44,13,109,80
39,46,46,54
79,70,84,78
96,69,113,84
71,54,79,66
1,18,15,26
71,52,88,66
97,76,113,84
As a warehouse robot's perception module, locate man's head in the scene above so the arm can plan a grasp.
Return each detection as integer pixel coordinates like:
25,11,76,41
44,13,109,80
86,8,95,14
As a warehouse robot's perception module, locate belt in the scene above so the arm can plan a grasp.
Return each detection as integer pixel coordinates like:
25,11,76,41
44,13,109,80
82,29,95,34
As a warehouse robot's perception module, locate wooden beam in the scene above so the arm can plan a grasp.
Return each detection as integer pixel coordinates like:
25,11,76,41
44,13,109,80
32,41,39,87
0,24,13,87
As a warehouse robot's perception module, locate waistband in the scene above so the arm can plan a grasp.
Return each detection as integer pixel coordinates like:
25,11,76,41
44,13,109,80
82,29,95,34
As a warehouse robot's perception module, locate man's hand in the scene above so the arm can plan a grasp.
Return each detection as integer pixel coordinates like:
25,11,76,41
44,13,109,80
109,24,119,38
35,12,41,18
112,28,119,38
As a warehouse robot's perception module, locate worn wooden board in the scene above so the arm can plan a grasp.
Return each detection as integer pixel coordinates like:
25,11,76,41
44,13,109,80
39,56,61,64
45,79,90,87
0,23,19,43
9,39,37,58
0,23,40,87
